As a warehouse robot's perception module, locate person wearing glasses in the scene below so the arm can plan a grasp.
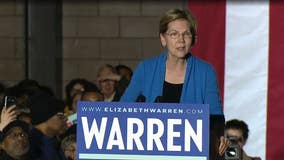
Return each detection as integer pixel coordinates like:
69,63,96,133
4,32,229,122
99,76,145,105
97,64,122,102
120,9,224,159
0,104,30,160
0,120,30,160
120,8,223,115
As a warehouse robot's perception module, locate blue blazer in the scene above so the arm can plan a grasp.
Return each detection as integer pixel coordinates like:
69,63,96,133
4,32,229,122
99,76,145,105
120,52,223,115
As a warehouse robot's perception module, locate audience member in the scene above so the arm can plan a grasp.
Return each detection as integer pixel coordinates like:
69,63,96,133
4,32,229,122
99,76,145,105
115,64,133,94
0,105,30,160
29,92,67,160
70,92,82,114
64,78,99,116
224,119,261,160
0,120,30,160
67,90,104,127
60,134,76,160
97,64,122,102
81,91,103,102
115,65,133,82
66,92,82,127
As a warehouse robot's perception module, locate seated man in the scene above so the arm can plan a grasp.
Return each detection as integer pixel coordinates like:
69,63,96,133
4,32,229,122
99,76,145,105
0,120,30,160
224,119,261,160
97,64,122,102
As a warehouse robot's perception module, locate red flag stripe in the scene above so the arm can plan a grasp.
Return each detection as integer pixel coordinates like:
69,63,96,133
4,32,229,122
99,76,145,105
188,0,226,102
267,1,284,159
188,1,271,159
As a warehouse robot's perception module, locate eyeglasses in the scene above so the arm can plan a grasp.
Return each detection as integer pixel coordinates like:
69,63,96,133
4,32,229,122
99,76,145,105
165,30,192,39
99,79,114,84
6,131,28,139
57,112,66,119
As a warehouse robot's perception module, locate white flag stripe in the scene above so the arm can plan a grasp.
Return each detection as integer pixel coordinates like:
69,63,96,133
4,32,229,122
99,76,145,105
224,1,269,159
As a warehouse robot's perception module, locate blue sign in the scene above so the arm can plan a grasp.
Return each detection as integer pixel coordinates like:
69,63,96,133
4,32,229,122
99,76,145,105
77,102,209,160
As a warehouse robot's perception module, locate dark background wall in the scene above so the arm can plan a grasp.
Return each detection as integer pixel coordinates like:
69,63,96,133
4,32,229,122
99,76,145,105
0,1,25,86
0,0,188,97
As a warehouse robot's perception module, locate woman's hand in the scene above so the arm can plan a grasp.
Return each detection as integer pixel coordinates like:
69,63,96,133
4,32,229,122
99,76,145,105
0,105,17,131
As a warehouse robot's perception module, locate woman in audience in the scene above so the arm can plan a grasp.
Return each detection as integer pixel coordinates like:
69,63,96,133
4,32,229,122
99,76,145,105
65,78,99,115
61,134,76,160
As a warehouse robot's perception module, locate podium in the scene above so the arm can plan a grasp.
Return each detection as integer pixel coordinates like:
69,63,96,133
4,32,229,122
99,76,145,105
77,102,223,160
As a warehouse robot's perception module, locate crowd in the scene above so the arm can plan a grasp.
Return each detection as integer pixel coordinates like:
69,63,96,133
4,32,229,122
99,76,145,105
0,64,132,160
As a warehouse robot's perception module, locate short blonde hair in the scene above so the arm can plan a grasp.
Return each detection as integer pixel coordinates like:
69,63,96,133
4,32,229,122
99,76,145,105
159,9,197,45
61,134,76,151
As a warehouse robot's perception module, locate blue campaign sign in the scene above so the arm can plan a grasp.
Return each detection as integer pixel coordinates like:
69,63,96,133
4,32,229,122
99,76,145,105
77,102,209,160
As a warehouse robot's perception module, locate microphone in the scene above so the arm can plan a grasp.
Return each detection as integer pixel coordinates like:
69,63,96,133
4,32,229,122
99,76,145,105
136,94,146,102
154,96,164,103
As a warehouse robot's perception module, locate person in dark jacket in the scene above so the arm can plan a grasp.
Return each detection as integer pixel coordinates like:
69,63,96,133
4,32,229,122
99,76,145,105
0,120,30,160
29,92,67,160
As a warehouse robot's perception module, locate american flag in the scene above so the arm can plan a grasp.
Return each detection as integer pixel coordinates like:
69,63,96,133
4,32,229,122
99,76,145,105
188,1,284,159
